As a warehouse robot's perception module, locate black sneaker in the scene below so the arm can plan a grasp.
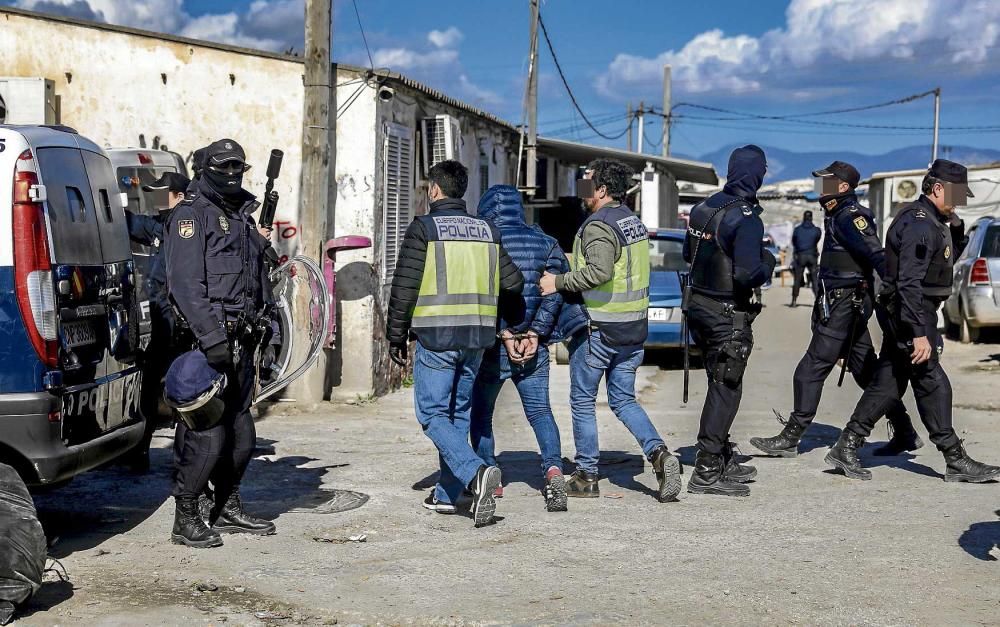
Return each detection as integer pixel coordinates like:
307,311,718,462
469,465,501,527
422,492,457,514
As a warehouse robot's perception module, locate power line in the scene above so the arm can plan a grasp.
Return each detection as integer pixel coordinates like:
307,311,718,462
671,111,1000,131
537,12,631,141
669,89,939,120
351,0,375,71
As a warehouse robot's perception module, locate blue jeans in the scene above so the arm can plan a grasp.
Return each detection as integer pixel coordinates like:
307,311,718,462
470,345,563,476
568,330,664,474
413,344,486,505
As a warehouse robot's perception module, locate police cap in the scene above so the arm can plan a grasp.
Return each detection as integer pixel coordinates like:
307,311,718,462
812,161,860,189
205,138,247,167
929,159,974,197
142,171,191,194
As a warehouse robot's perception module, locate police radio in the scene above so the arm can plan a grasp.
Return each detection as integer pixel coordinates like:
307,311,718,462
259,149,284,229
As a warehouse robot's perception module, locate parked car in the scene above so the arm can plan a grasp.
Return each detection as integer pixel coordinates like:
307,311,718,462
0,125,144,486
106,147,187,340
943,216,1000,343
646,228,688,349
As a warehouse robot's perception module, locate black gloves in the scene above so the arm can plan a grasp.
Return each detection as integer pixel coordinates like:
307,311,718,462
389,342,408,367
260,345,277,382
204,341,232,372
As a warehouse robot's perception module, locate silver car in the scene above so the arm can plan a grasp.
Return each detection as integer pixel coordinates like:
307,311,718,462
943,216,1000,343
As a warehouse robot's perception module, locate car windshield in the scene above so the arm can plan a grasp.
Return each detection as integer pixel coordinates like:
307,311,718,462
649,237,686,272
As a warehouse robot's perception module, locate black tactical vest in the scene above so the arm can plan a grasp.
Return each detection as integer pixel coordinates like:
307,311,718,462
819,198,868,282
686,198,745,297
886,203,954,299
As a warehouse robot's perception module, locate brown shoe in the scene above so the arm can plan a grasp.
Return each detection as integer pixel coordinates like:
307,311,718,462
565,469,600,498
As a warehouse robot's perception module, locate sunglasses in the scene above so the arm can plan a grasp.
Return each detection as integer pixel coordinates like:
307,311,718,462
208,160,251,175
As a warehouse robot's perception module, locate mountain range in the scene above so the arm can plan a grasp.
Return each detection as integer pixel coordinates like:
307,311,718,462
684,144,1000,183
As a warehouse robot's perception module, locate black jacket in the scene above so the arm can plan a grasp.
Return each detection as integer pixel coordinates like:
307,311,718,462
387,198,523,351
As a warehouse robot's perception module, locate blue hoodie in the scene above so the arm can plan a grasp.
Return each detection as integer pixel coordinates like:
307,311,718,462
477,185,587,345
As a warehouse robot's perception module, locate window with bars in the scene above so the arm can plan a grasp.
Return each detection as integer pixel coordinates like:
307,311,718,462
382,123,413,285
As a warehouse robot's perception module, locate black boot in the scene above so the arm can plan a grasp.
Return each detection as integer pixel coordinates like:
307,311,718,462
171,496,223,548
750,421,805,458
212,490,276,535
722,441,757,483
872,419,924,456
825,430,871,480
687,449,750,497
790,295,797,308
649,445,682,503
943,442,1000,483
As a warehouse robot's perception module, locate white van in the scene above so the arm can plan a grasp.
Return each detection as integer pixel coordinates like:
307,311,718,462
0,125,143,485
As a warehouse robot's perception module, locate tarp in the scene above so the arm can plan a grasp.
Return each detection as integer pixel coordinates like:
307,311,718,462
0,462,46,609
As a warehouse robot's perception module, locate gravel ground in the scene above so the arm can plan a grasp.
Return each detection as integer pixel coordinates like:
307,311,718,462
14,284,1000,626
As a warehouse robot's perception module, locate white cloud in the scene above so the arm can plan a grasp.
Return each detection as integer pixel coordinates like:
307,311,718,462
371,47,459,71
14,0,304,51
597,0,1000,99
428,26,463,49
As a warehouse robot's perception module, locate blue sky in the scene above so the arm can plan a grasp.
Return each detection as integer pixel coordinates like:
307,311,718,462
7,0,1000,158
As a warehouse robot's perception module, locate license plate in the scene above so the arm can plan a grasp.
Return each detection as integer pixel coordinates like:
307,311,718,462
63,320,97,347
649,307,671,321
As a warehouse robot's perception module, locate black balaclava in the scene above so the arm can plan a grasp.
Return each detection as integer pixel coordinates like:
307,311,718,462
723,144,767,202
803,210,813,223
202,139,247,200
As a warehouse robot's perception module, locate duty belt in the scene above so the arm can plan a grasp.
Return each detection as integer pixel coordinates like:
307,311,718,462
689,292,758,328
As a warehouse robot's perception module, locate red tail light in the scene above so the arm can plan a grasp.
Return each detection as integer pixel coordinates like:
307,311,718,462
12,150,59,368
970,258,991,286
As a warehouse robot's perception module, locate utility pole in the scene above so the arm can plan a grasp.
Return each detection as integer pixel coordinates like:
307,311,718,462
525,0,539,197
932,86,941,162
295,0,333,402
661,65,671,157
626,102,633,152
636,100,645,154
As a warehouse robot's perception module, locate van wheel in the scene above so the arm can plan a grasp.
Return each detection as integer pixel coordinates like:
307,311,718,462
554,342,570,365
959,305,980,344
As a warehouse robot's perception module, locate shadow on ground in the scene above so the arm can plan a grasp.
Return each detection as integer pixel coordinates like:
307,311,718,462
958,510,1000,561
32,435,353,559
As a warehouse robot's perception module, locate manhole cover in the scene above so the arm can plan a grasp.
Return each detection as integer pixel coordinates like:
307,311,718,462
290,489,369,514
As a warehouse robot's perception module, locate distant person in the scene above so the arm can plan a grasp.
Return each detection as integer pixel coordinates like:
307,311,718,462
750,161,920,459
385,161,523,527
682,145,774,497
470,185,588,513
540,159,682,503
826,159,999,483
790,210,821,307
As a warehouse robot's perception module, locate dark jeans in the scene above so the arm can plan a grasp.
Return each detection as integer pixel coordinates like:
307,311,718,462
789,290,913,431
792,253,817,301
172,349,257,503
845,302,959,451
688,297,756,456
470,345,563,475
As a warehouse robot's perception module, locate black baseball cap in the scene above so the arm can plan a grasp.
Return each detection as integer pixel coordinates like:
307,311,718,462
204,138,247,167
812,160,861,189
929,159,974,197
142,171,191,194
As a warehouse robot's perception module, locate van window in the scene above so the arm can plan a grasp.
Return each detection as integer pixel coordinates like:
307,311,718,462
82,150,131,263
117,166,176,217
35,147,104,265
983,225,1000,258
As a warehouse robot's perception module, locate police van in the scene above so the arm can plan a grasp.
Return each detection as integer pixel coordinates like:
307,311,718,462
0,125,144,486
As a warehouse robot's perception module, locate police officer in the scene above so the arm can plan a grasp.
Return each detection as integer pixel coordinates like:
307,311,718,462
540,159,682,503
123,172,191,472
683,145,775,497
386,160,523,527
826,159,1000,482
750,161,921,458
790,210,821,307
164,139,277,547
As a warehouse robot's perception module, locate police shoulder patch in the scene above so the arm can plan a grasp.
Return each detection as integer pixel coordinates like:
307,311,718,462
853,216,869,231
218,215,230,233
742,205,753,216
944,245,951,259
915,209,927,219
178,219,195,239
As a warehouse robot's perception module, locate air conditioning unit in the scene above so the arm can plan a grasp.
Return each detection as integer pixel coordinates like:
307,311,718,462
421,115,461,174
0,77,56,125
891,176,922,203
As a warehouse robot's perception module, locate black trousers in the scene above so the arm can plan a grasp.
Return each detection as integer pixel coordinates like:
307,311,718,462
792,253,817,301
688,297,757,456
172,349,257,502
789,291,913,431
845,302,959,451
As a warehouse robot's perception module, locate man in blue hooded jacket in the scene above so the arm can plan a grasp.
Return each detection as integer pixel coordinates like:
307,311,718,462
470,185,588,513
683,145,776,497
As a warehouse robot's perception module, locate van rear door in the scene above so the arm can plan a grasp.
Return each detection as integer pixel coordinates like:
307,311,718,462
33,145,140,444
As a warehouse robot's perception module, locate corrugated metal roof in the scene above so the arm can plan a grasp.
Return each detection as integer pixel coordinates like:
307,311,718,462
536,136,718,185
